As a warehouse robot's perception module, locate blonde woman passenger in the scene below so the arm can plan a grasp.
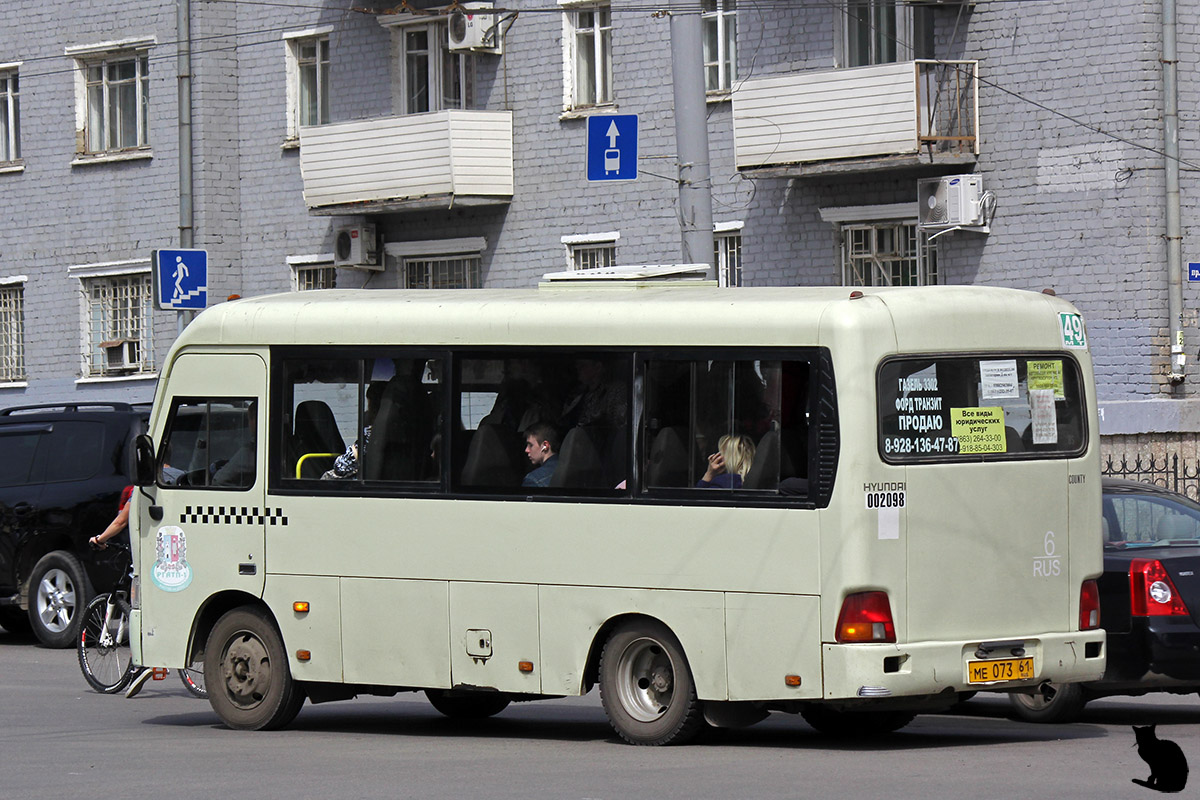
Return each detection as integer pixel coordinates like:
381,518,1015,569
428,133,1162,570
697,434,756,489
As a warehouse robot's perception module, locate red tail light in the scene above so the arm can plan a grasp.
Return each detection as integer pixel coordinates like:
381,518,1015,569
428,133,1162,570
1079,579,1100,630
836,591,896,643
1130,559,1190,617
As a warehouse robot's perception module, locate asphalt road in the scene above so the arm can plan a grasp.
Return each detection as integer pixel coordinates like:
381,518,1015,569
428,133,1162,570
2,622,1197,799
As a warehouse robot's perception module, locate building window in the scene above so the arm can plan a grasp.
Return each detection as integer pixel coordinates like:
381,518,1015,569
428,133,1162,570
0,283,24,382
565,5,612,109
297,37,330,127
396,23,474,114
702,0,737,93
296,265,337,291
403,255,481,289
82,273,154,377
714,229,742,287
562,232,618,270
80,53,149,154
840,222,936,286
0,69,19,162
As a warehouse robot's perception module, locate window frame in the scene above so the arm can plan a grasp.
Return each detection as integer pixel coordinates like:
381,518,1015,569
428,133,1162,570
284,28,333,142
701,0,737,94
77,51,150,155
839,220,936,287
391,21,475,115
714,223,743,287
840,0,914,68
562,231,619,271
0,279,26,384
0,65,20,164
562,3,613,111
77,270,155,379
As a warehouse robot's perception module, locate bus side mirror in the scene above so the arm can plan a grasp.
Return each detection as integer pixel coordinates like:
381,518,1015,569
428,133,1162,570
134,434,156,486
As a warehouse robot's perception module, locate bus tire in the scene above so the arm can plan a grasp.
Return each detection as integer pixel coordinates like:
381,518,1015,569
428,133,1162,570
1007,682,1086,723
28,551,89,648
205,607,305,731
598,620,704,746
425,689,511,719
800,705,916,736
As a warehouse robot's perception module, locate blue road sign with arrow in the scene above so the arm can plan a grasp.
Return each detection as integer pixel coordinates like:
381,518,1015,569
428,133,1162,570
153,249,209,311
587,114,638,182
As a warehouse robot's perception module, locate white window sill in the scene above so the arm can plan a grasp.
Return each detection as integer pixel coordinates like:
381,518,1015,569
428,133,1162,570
71,149,153,167
559,103,618,122
0,380,28,389
0,160,25,174
281,137,300,151
706,90,732,104
76,372,158,385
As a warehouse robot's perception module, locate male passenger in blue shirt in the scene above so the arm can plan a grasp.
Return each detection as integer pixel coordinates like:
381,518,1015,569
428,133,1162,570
522,422,560,488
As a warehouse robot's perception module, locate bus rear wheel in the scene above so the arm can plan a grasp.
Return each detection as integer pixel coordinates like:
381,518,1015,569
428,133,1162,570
800,705,916,736
205,607,305,731
598,620,703,746
425,689,511,719
1007,682,1086,723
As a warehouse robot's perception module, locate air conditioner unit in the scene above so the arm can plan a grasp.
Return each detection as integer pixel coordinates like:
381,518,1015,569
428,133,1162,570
333,222,380,269
102,340,140,372
917,174,985,228
448,1,500,53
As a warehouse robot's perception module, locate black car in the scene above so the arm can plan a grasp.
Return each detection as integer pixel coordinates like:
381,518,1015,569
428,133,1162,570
0,402,148,647
1009,477,1200,722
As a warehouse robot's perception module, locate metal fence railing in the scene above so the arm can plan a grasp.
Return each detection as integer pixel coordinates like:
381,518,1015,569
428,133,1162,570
1102,453,1200,500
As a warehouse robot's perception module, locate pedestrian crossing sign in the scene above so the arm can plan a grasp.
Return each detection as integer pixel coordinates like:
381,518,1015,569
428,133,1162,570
153,249,208,311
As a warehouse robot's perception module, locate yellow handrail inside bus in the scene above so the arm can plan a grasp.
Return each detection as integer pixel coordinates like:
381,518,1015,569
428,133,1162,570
296,453,339,479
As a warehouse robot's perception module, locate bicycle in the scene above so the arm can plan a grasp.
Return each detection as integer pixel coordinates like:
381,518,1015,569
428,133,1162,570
77,541,207,697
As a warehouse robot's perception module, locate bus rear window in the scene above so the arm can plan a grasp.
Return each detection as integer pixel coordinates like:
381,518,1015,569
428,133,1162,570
877,355,1086,463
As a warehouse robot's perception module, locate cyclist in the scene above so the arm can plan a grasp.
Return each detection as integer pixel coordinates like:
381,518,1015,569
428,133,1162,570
89,486,154,698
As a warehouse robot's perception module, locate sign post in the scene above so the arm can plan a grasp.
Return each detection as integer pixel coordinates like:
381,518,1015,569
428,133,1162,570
586,115,638,182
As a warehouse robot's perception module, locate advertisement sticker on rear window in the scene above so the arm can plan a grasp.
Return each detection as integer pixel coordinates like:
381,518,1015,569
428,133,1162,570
950,407,1006,454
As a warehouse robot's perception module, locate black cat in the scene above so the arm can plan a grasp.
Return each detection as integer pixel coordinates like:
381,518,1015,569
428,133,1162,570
1132,724,1189,793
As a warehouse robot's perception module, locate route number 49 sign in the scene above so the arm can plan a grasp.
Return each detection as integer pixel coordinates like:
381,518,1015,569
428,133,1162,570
1059,312,1087,350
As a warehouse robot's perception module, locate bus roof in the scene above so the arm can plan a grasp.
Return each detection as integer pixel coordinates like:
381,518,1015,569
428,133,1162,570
174,285,1081,352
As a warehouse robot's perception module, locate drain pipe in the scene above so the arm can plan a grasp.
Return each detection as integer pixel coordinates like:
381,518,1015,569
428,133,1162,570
1165,0,1184,384
177,0,195,334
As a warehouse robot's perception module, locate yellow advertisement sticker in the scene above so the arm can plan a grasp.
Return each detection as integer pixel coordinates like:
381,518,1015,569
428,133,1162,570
1027,360,1065,400
951,407,1007,454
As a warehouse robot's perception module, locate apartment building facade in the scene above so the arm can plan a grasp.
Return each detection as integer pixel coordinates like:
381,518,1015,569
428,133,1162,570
0,0,1196,460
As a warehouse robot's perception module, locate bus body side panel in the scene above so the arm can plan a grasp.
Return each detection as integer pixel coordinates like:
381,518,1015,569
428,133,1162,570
340,578,450,688
264,574,343,682
724,592,823,700
136,351,267,670
538,585,727,700
449,581,541,694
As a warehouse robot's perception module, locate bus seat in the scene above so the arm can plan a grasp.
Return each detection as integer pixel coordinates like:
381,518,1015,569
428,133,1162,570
292,401,345,478
364,376,433,481
461,424,522,487
550,427,604,488
646,426,690,487
743,429,780,490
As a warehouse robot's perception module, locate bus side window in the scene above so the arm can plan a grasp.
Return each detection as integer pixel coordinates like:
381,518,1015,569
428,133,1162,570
364,358,442,483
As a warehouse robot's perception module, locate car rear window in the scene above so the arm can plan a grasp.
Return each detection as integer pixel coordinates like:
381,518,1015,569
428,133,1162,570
0,425,47,487
877,354,1087,463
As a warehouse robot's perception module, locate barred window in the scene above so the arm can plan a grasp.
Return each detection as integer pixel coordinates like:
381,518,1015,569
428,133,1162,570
0,284,24,382
714,231,742,287
296,265,337,291
404,255,481,289
83,274,154,377
840,222,936,286
570,243,616,271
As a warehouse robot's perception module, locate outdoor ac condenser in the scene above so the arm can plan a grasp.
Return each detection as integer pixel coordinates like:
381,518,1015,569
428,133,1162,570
917,174,984,228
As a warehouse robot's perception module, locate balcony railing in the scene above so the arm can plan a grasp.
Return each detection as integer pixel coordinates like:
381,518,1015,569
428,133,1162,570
732,60,978,171
298,110,513,213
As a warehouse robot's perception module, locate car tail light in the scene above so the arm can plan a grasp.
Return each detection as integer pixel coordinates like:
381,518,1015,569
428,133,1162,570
1079,579,1100,630
836,591,896,643
1130,559,1190,617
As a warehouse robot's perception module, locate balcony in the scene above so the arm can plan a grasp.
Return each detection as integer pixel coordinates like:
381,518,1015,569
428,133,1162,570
732,60,978,177
298,110,513,214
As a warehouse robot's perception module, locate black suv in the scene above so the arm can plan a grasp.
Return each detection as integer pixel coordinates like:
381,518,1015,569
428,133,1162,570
0,402,148,647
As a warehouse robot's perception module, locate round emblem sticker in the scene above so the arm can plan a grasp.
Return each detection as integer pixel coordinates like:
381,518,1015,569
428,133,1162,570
152,525,193,592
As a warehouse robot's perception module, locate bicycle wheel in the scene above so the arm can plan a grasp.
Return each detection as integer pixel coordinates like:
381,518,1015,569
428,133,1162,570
78,593,133,694
179,656,208,699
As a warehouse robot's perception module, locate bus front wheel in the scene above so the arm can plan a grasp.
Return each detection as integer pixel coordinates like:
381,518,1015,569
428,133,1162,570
598,620,704,746
205,607,305,731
